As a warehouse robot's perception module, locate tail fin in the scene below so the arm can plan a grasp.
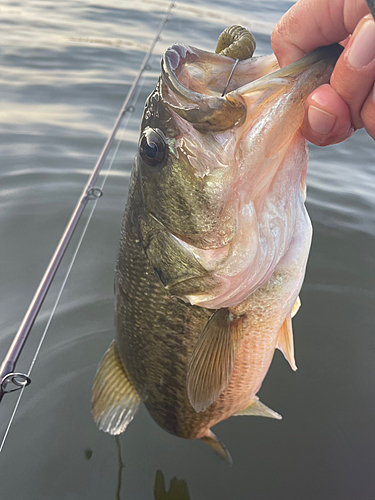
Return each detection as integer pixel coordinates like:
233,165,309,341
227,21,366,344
200,429,233,465
91,341,140,435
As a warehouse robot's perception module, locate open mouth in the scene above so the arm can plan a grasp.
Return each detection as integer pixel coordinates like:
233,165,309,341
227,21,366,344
160,43,279,132
162,43,279,97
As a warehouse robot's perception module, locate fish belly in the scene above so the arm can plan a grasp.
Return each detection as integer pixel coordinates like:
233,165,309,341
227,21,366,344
192,199,312,438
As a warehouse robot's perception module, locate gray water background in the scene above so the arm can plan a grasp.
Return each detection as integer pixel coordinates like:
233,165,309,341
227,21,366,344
0,1,374,499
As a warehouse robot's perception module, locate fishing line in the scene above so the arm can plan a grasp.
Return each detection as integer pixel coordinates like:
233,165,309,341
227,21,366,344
0,75,143,452
25,73,148,381
0,113,127,454
0,1,175,403
0,1,175,451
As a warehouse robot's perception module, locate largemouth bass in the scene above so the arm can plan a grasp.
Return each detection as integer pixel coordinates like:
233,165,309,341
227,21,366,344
92,28,342,463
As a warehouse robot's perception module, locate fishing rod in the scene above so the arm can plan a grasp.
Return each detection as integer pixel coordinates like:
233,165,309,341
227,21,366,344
0,1,175,404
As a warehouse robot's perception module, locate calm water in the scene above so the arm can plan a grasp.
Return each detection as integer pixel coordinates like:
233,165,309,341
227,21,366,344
0,1,374,499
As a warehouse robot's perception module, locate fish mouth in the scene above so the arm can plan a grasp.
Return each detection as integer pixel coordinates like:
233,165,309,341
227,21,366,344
161,43,343,134
161,44,278,132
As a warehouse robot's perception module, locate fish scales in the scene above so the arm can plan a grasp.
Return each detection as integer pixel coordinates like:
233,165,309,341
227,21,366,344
115,169,210,437
116,166,253,438
92,29,343,461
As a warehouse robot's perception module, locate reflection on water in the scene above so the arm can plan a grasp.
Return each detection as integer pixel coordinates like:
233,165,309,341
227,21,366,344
114,439,191,500
115,437,125,500
0,0,374,499
154,470,191,500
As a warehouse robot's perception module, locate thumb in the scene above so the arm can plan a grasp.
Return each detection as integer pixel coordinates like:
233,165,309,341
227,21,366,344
271,0,370,67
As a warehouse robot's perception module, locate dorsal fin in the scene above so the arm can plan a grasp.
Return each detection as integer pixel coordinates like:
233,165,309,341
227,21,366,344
233,396,282,419
200,429,233,465
187,309,243,412
91,341,140,435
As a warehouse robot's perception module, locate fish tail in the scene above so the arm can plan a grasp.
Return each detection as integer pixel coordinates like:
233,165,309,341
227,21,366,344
200,429,233,465
91,340,140,435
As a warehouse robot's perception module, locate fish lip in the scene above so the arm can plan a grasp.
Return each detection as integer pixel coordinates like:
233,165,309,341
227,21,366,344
161,44,203,103
162,44,231,102
161,44,246,132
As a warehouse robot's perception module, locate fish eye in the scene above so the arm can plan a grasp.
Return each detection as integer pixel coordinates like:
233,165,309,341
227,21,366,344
139,128,167,167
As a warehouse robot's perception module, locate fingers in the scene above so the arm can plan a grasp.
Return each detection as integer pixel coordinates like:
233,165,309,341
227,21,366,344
360,86,375,138
330,15,375,131
272,1,375,144
301,85,354,146
272,0,370,67
302,14,375,144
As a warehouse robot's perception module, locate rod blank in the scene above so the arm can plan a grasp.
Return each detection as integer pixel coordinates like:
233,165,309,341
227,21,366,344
0,2,175,402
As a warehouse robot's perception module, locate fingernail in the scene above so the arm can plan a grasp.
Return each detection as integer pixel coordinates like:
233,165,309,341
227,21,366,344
308,105,336,135
348,19,375,68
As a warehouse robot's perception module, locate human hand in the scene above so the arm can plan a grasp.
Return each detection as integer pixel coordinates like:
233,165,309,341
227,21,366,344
271,0,375,145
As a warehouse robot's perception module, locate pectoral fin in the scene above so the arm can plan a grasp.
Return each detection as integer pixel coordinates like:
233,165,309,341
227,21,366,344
187,309,243,413
91,341,140,435
233,395,282,420
277,313,297,371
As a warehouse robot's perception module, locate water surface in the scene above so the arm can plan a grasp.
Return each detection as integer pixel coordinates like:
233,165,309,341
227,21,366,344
0,1,374,499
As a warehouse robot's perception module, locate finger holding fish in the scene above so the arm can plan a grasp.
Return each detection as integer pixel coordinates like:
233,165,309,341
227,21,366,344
301,84,354,146
332,14,375,137
306,15,375,142
272,0,375,144
271,0,370,67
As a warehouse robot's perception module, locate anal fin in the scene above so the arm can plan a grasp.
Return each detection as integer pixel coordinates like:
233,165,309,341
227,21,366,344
234,396,282,420
187,308,243,413
91,340,140,435
277,313,297,371
201,429,233,465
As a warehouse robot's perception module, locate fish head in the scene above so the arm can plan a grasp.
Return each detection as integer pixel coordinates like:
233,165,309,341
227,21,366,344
137,43,342,308
138,45,278,249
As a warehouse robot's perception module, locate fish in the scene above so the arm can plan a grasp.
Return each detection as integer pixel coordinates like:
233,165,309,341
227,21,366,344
91,27,343,463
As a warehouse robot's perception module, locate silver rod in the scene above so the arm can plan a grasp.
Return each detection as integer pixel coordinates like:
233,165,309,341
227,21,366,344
0,1,175,401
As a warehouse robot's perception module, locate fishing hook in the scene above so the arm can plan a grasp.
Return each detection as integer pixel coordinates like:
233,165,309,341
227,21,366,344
221,58,240,96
